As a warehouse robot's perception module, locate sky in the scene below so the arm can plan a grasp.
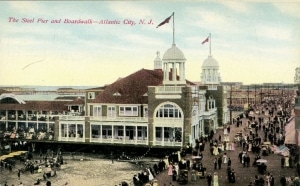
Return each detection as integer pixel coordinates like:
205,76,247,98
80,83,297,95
0,1,299,87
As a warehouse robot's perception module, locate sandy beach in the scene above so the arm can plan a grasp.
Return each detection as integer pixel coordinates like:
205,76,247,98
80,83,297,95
2,155,158,186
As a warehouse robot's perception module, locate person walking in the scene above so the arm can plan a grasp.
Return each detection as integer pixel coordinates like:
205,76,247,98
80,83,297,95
218,156,222,169
213,172,219,186
207,173,212,186
280,175,286,186
17,169,21,180
228,158,232,167
270,175,275,186
281,157,285,168
214,158,217,170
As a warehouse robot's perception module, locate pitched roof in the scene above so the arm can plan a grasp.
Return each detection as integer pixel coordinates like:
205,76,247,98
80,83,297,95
93,68,196,104
0,89,9,94
0,101,68,111
66,97,85,105
93,69,163,104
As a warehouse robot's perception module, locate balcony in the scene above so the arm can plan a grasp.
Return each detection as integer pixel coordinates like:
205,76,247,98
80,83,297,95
59,116,85,121
59,136,85,142
89,136,148,145
89,116,148,123
155,140,182,147
154,118,183,126
202,108,217,116
155,86,182,94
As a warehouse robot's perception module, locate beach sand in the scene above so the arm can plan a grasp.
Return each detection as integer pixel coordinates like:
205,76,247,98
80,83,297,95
2,156,156,186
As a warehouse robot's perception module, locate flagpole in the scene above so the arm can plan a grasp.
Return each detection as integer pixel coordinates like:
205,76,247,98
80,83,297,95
209,33,211,56
173,12,175,45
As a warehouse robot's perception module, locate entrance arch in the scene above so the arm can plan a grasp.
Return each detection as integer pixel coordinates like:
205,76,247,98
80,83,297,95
152,102,184,147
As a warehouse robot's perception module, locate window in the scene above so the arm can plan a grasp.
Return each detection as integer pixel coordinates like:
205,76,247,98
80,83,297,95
102,126,112,137
156,103,182,118
156,127,161,138
144,107,148,117
107,106,116,117
164,127,169,138
93,106,102,117
88,92,95,99
119,106,138,116
91,125,100,137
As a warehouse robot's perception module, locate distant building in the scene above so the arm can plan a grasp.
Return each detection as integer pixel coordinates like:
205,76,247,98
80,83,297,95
295,67,300,84
200,54,228,129
0,43,228,149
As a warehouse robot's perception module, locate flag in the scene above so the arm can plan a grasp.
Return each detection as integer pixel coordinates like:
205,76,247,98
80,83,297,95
156,13,174,28
202,36,209,44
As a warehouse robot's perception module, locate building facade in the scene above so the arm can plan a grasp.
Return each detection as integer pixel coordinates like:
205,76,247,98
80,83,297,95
0,43,227,149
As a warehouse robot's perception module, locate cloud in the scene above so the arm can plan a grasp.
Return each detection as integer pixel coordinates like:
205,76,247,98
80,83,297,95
185,7,239,35
273,2,300,19
218,1,252,14
255,24,293,42
8,1,42,14
108,2,153,18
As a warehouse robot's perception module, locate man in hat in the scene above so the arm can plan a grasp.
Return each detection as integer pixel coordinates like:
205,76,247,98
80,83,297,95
207,173,212,186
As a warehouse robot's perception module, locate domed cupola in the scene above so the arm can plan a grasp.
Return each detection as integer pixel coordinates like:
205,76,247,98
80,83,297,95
202,56,219,69
154,51,162,70
201,55,221,86
162,44,186,85
162,44,186,62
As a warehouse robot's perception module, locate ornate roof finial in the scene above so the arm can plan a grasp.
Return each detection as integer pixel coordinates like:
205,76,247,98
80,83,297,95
156,51,160,57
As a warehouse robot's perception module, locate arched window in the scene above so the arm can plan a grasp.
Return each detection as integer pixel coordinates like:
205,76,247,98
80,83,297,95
155,103,182,118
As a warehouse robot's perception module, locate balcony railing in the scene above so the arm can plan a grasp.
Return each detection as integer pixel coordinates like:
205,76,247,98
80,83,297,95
89,116,148,123
89,136,148,145
155,140,182,146
59,116,85,121
202,108,217,116
154,118,184,126
59,137,85,142
155,86,182,94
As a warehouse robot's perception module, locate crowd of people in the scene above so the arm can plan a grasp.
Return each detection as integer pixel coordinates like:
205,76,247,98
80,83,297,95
1,149,63,186
126,91,300,186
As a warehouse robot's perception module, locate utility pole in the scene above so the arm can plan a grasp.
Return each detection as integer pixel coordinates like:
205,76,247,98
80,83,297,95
229,84,232,125
247,86,250,110
254,85,257,106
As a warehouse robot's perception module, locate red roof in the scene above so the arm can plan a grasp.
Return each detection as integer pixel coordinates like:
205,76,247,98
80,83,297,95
0,89,9,94
66,97,85,105
93,69,163,104
0,101,68,111
93,68,195,104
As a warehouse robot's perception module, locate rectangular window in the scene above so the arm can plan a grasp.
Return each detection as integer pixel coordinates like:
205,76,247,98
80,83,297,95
144,107,148,117
107,106,116,117
91,125,100,137
118,130,123,136
119,106,138,116
88,92,95,99
93,106,102,117
156,127,161,138
138,130,142,137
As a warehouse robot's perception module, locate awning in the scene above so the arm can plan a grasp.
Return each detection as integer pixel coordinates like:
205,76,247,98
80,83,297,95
284,117,296,145
285,130,296,144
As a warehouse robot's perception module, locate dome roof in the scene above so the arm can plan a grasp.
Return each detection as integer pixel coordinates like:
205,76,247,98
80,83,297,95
154,51,162,62
202,56,219,68
162,44,186,61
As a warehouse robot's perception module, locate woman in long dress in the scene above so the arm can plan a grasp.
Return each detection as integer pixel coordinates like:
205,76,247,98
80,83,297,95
213,146,219,156
213,172,219,186
224,127,228,135
146,168,154,181
168,164,173,176
223,153,228,164
231,142,235,151
285,156,290,167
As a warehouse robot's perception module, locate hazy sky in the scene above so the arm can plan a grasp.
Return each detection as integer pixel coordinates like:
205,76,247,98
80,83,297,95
0,1,299,86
